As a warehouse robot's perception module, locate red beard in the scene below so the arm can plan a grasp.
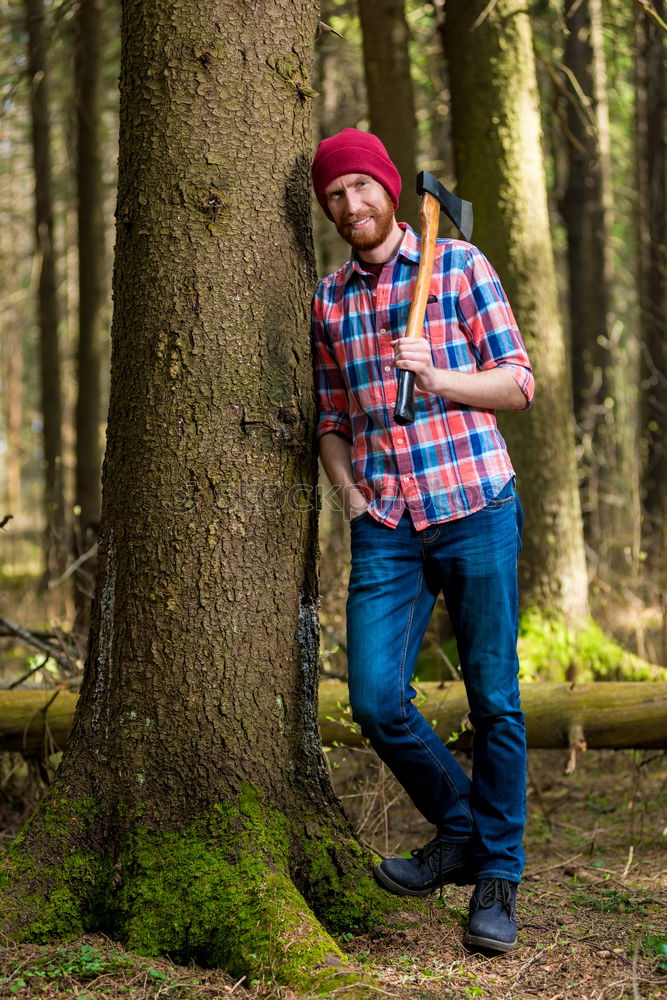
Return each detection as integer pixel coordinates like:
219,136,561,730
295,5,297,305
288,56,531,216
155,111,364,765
336,192,395,252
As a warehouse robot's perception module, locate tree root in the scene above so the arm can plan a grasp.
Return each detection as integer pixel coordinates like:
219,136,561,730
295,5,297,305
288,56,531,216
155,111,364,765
0,784,426,995
0,791,108,943
295,813,425,934
112,822,354,993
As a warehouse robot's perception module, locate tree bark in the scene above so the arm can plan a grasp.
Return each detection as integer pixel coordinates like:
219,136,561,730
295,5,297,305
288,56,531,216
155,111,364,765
73,0,106,630
560,0,640,583
4,682,666,756
25,0,66,577
443,0,589,626
1,1,406,990
358,0,419,228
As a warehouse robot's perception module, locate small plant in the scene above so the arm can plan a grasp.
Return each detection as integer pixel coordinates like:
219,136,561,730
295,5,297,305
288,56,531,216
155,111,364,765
0,942,133,988
0,943,190,997
571,887,648,914
643,933,667,972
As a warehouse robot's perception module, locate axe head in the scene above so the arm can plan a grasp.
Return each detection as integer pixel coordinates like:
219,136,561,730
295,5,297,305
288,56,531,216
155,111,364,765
417,170,474,242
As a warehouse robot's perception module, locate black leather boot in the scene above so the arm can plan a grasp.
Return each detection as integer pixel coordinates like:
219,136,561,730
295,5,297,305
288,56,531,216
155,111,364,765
464,878,518,952
373,835,472,897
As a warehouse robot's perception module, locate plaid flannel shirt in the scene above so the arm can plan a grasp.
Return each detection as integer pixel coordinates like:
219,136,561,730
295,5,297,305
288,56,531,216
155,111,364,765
312,224,534,530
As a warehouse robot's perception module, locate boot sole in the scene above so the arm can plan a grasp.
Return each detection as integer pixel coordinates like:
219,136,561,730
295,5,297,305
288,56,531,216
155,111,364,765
373,863,471,897
463,930,518,953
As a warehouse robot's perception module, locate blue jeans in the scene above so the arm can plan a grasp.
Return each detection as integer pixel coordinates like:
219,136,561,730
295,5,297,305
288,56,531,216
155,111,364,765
346,479,525,882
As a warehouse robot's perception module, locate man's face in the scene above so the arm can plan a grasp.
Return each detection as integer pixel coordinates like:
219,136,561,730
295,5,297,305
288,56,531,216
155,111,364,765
324,174,396,252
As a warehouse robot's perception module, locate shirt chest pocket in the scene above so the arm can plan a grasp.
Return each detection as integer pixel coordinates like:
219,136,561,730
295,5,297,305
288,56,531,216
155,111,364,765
425,301,459,370
391,295,441,333
392,296,478,372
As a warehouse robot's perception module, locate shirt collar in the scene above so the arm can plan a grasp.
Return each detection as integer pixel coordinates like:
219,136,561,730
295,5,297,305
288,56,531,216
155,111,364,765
342,222,420,284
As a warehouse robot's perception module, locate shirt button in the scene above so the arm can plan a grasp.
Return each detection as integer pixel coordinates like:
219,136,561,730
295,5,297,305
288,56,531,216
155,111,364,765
380,328,387,334
403,475,411,482
396,438,404,445
384,365,391,372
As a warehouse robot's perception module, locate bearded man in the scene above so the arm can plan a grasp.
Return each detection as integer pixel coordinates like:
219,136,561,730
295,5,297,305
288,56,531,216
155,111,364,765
311,129,534,954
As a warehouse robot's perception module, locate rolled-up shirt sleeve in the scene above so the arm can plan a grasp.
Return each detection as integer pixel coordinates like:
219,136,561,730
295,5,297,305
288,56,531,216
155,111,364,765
311,290,353,441
457,247,534,408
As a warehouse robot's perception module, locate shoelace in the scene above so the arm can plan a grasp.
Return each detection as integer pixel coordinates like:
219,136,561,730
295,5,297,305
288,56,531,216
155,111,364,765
411,836,452,897
474,878,515,917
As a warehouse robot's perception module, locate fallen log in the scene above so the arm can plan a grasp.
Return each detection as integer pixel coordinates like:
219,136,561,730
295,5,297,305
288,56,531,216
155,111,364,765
0,682,665,756
320,681,667,751
0,689,79,755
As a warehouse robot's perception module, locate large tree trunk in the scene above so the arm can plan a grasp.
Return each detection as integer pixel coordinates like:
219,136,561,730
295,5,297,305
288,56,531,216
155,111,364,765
560,0,640,583
357,0,419,228
25,0,66,578
73,0,105,631
443,0,589,626
0,1,403,991
636,1,667,587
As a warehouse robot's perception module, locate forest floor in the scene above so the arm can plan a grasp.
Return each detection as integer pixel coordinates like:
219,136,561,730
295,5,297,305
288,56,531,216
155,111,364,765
0,747,665,1000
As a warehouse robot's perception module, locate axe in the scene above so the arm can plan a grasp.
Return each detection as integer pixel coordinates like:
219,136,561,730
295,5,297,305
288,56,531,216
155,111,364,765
393,171,473,426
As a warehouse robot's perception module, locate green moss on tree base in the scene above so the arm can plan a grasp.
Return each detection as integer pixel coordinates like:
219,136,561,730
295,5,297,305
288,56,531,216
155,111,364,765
112,788,350,992
0,793,108,943
1,784,423,996
298,820,425,935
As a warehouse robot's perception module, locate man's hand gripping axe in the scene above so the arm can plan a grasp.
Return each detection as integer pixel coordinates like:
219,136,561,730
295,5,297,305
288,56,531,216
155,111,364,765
393,171,473,426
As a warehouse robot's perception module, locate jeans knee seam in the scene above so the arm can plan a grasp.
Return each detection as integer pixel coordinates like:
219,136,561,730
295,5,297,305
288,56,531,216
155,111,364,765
398,566,424,719
401,720,474,823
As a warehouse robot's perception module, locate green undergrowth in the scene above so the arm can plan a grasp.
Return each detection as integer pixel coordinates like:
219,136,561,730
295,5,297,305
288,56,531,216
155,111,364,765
1,784,422,997
0,942,135,996
417,611,667,683
517,610,667,682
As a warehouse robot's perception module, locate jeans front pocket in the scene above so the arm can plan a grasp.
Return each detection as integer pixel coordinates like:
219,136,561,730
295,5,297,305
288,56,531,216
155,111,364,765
483,478,515,509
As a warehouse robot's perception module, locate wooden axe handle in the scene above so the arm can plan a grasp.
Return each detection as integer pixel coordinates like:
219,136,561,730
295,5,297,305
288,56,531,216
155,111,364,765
404,192,441,338
394,192,441,425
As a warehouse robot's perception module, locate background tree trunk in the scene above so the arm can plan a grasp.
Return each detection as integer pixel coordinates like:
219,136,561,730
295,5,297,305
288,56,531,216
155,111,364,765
636,2,667,575
443,0,589,626
561,0,613,435
313,0,367,276
358,0,419,228
560,0,640,583
635,0,667,667
25,0,66,577
1,325,23,519
73,0,105,631
1,0,404,989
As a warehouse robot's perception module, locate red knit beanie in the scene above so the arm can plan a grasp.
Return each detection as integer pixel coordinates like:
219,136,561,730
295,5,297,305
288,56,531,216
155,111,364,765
311,128,401,219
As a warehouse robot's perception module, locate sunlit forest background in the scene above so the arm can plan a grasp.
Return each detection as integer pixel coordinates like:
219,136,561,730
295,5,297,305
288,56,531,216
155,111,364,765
0,3,666,996
1,0,666,680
